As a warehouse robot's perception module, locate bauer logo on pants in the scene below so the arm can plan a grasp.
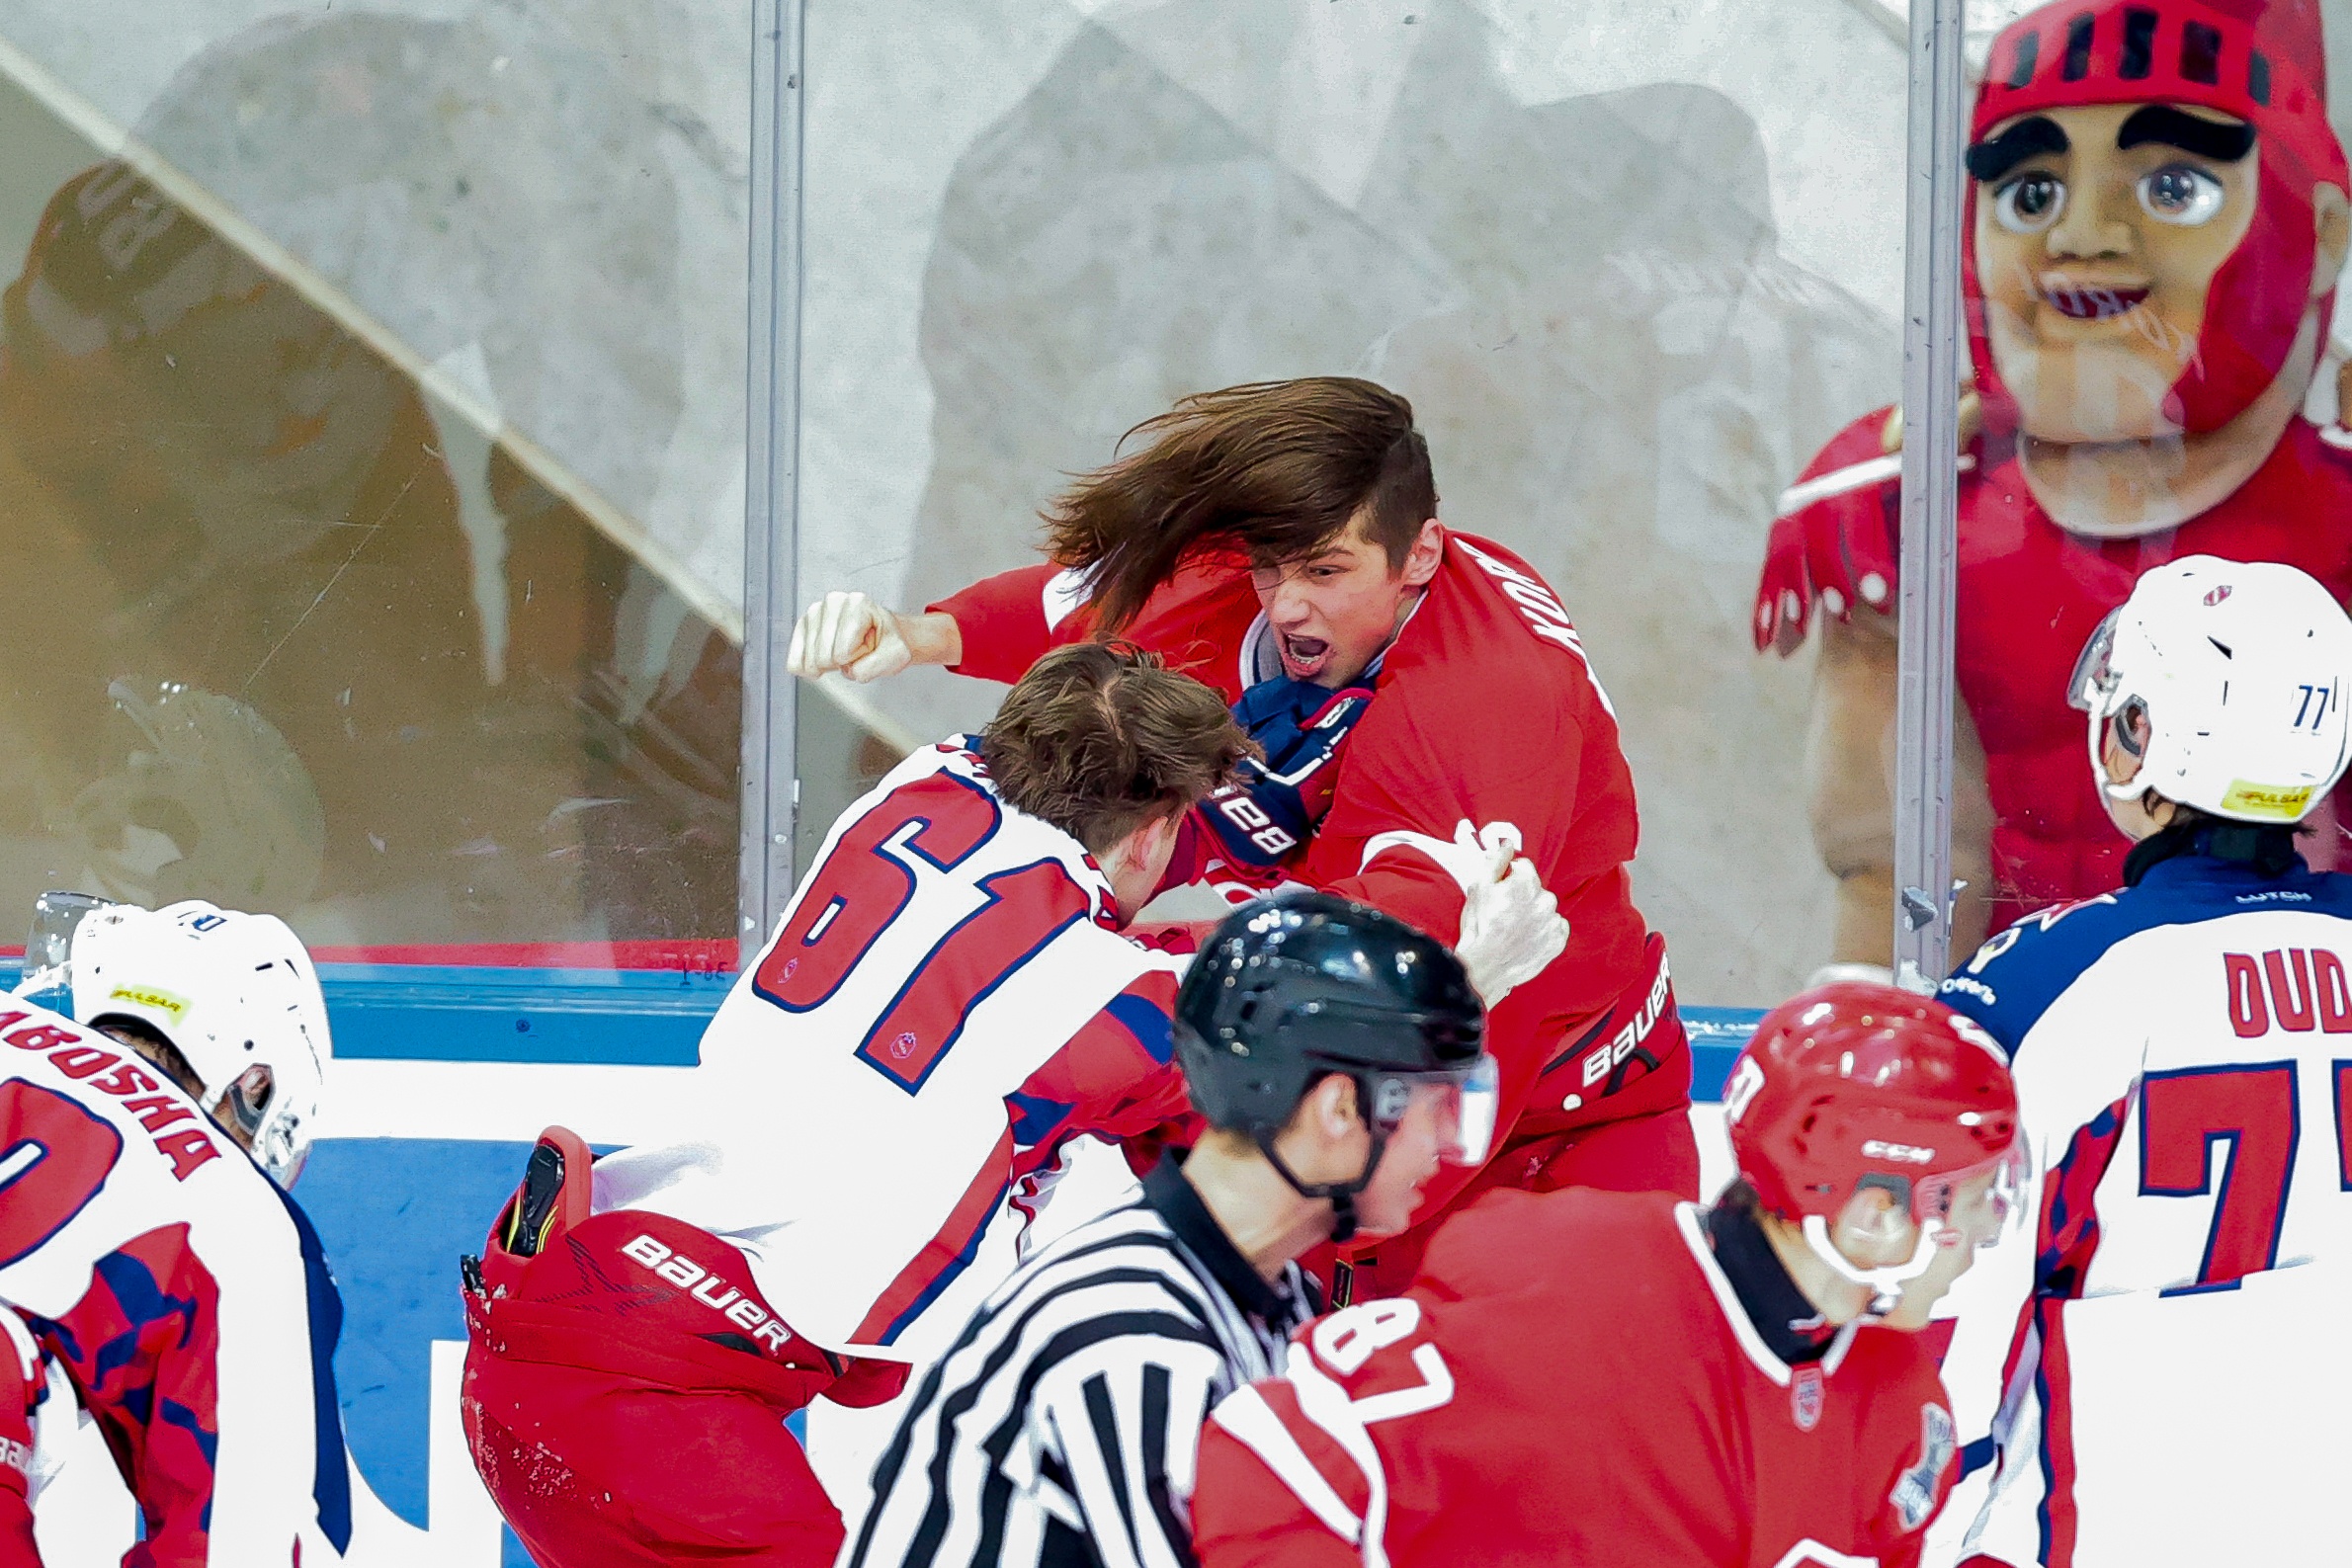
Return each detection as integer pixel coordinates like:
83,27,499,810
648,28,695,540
620,1233,792,1353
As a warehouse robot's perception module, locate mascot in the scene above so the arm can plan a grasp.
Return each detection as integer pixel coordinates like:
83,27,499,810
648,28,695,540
1757,0,2352,968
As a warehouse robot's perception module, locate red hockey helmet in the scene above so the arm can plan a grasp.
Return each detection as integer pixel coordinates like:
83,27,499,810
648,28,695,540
1965,0,2347,436
1724,982,2023,1298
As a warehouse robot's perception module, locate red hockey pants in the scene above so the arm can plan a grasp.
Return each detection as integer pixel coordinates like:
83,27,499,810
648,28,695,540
461,1131,905,1567
1323,935,1704,1303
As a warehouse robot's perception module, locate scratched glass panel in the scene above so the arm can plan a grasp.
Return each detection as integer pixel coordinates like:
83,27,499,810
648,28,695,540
794,0,1919,1002
1766,0,2352,968
0,5,745,960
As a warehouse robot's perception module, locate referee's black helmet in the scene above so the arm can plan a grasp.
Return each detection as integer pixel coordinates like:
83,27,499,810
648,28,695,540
1174,891,1484,1138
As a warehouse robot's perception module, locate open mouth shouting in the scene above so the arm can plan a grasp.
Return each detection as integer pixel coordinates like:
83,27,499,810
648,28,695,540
1279,631,1332,681
2038,274,2150,322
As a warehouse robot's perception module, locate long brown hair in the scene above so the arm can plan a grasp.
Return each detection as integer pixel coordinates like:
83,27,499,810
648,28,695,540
1042,378,1438,633
979,643,1256,854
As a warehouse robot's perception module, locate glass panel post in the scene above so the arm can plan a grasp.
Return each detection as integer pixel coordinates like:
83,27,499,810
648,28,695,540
1894,0,1973,990
742,0,807,967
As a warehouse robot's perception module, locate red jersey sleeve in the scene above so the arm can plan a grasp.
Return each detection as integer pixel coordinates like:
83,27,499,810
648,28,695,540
932,553,1263,696
1752,405,1902,655
1192,1389,1367,1568
1006,964,1196,1215
926,564,1083,684
0,1327,37,1568
34,1224,231,1565
1309,658,1588,949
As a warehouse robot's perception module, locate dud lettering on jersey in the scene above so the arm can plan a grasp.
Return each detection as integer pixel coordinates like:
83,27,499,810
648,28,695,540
2223,947,2352,1036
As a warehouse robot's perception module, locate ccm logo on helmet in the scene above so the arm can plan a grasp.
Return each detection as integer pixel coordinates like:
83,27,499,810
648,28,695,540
1861,1139,1935,1164
619,1233,792,1354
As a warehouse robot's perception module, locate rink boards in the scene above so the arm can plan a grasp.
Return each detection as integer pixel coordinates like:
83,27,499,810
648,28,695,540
37,964,1762,1566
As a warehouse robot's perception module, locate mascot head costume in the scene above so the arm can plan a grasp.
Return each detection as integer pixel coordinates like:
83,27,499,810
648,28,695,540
1965,0,2348,442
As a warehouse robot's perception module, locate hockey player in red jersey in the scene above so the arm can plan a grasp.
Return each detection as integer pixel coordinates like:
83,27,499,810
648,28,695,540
0,895,350,1567
464,643,1557,1568
1189,982,2023,1568
790,376,1693,1300
1755,0,2352,970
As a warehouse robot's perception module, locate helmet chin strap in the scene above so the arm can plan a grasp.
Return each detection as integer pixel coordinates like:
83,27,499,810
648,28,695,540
1256,1126,1389,1247
1800,1213,1943,1314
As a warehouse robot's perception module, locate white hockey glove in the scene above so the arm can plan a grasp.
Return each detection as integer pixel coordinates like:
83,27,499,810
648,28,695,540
786,590,914,683
1363,820,1568,1007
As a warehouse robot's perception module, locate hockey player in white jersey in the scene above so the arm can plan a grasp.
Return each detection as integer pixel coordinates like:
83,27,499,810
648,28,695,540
1930,556,2352,1568
0,894,348,1566
460,644,1261,1568
462,639,1565,1568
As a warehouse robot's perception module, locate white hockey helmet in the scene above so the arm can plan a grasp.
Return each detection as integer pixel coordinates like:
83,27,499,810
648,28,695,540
2069,556,2352,824
42,897,330,1186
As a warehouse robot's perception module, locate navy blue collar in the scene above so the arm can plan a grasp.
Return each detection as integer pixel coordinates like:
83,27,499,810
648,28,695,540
2124,820,2307,888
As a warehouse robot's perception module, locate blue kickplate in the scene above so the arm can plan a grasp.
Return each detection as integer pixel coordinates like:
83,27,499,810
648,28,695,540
1683,1006,1766,1101
48,961,1764,1561
316,963,736,1066
303,1136,539,1562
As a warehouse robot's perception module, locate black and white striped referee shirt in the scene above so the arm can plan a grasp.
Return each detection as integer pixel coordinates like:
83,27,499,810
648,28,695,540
847,1153,1319,1568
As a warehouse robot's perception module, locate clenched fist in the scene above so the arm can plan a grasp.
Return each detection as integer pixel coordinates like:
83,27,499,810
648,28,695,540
785,591,961,683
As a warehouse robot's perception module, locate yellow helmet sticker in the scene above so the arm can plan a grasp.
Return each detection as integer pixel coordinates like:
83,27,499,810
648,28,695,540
2219,781,2317,821
106,984,191,1023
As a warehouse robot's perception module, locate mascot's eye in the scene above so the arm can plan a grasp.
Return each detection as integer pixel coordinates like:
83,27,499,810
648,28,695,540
2138,165,2225,226
1993,174,2065,234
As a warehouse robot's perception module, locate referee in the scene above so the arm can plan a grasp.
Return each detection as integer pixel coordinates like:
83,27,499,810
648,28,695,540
845,892,1499,1568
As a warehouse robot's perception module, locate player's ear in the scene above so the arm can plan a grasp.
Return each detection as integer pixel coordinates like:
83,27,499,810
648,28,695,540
1141,805,1185,858
1829,1185,1915,1268
1307,1072,1365,1139
1400,519,1444,588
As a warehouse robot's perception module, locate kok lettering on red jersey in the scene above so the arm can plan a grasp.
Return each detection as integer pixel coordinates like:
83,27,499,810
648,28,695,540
930,531,1693,1240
